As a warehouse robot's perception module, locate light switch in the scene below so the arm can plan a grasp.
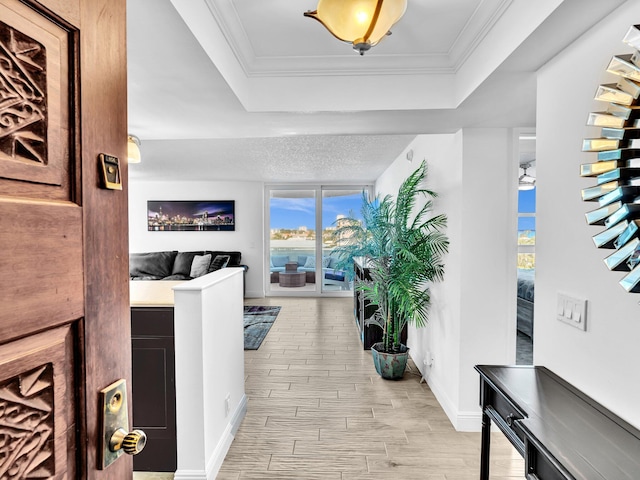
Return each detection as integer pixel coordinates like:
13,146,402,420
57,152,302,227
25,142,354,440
557,293,587,331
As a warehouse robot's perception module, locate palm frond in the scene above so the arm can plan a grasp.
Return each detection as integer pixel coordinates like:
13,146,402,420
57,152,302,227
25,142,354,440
332,160,448,352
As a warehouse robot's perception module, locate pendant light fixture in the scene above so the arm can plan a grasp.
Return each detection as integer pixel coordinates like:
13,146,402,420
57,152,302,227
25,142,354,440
519,163,536,191
304,0,407,55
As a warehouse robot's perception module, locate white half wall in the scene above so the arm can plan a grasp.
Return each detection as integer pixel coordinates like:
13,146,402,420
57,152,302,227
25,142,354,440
173,268,246,480
535,0,640,429
128,180,265,297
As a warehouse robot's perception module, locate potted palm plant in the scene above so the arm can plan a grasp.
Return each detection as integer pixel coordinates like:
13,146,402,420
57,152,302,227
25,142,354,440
333,160,448,379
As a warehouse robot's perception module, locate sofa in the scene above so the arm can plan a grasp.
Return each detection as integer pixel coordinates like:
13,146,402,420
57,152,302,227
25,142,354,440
130,250,246,281
269,254,350,289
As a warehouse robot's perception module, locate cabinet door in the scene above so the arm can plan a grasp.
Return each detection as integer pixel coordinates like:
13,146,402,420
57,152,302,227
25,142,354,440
131,308,176,472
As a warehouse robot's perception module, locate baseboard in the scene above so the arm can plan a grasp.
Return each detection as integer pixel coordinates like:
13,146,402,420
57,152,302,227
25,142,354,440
230,393,248,436
455,410,482,432
424,372,482,432
172,471,207,480
174,394,248,480
244,290,264,298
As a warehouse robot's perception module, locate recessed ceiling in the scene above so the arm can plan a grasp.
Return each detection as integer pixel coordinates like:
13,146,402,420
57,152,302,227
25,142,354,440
167,0,551,111
200,0,506,72
127,0,627,182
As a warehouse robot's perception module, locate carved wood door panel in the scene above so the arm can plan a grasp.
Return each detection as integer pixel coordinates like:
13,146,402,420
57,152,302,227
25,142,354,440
0,0,130,478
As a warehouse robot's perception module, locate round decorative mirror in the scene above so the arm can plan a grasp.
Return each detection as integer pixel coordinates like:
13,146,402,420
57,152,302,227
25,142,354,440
581,24,640,293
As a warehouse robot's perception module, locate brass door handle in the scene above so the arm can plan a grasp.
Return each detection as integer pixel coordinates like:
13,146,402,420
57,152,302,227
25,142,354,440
109,428,147,455
100,379,147,469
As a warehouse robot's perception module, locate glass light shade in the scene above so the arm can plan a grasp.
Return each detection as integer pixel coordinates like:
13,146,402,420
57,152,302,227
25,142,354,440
304,0,407,55
128,135,141,164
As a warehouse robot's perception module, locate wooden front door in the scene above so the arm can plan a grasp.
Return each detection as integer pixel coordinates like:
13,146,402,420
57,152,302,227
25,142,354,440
0,0,131,478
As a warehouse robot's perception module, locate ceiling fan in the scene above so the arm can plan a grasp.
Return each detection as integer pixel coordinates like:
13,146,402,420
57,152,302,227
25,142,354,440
519,162,536,191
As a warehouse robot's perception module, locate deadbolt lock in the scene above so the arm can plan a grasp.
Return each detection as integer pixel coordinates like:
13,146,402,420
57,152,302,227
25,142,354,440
99,379,147,469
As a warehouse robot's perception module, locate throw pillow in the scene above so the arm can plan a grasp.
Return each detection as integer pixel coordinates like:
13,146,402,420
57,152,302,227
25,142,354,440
303,256,316,268
205,251,241,267
209,254,231,272
190,254,212,278
172,251,199,276
322,257,332,268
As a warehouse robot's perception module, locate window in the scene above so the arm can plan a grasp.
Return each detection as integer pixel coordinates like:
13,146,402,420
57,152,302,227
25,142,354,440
517,187,535,270
267,185,371,296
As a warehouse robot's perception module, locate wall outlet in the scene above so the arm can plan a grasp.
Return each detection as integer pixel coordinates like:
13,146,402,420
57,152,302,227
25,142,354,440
557,293,587,331
424,351,434,367
224,394,231,417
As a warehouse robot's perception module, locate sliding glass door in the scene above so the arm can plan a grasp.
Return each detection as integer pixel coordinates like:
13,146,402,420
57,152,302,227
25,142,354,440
321,189,365,293
267,185,370,296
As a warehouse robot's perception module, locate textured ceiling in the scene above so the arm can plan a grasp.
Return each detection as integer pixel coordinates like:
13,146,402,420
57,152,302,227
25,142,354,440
127,0,626,183
129,135,416,183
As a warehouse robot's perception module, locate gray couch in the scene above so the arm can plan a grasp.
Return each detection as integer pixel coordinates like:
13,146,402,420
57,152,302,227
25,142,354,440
130,250,246,281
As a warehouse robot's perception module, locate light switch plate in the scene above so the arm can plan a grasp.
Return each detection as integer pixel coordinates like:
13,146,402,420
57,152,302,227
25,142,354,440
557,293,587,331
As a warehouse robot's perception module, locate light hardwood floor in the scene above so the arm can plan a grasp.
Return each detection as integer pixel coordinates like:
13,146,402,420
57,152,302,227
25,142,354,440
219,296,523,480
136,296,524,480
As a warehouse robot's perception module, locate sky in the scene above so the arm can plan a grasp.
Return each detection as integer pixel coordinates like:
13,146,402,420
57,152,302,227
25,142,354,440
518,187,536,231
270,192,363,230
270,187,536,231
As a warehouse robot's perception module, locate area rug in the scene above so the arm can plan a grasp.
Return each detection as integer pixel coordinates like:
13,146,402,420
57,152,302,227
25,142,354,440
243,306,281,350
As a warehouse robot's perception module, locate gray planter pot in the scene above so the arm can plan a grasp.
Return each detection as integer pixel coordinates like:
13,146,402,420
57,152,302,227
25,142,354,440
371,342,409,380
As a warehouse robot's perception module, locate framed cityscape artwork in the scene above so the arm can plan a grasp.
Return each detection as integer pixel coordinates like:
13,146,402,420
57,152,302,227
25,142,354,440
147,200,235,231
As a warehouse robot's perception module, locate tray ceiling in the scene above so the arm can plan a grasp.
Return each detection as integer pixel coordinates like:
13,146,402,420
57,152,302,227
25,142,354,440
127,0,627,181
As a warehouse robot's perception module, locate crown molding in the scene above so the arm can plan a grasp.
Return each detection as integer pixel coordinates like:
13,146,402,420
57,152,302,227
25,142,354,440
202,0,512,77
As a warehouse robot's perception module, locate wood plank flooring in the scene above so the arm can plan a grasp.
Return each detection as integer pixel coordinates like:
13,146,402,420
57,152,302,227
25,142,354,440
216,297,525,480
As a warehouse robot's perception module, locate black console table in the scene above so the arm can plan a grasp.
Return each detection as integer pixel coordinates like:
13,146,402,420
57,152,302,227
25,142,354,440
476,365,640,479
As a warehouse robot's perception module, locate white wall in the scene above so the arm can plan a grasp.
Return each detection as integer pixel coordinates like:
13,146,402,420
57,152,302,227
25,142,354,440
536,1,640,428
376,130,519,430
458,129,519,421
128,180,265,297
377,134,464,418
377,1,640,432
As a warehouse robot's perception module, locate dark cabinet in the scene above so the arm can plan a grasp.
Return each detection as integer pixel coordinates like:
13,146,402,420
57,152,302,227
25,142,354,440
131,307,177,472
353,258,406,349
353,258,381,349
